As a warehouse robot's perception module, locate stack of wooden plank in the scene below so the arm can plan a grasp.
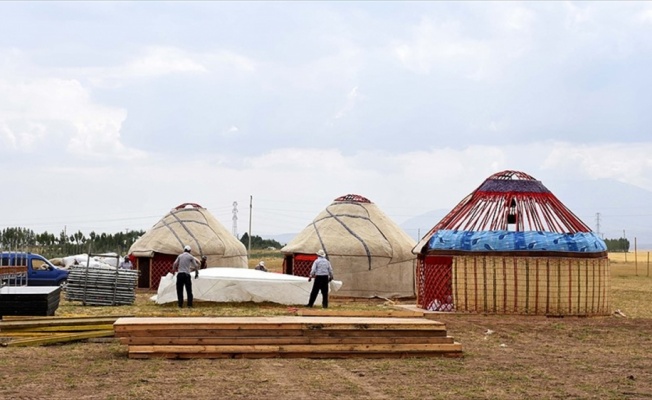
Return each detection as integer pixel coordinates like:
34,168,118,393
0,315,120,347
0,286,61,317
113,316,463,359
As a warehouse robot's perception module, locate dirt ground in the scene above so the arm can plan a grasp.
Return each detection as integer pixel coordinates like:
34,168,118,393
2,311,651,399
1,259,652,400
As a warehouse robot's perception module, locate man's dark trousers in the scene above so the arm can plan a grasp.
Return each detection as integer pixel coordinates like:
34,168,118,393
308,275,330,308
176,272,193,307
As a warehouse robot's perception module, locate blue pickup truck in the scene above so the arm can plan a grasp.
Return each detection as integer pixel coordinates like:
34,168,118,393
0,252,69,287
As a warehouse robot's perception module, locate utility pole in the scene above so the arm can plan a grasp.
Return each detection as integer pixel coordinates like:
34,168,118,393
595,213,601,237
248,195,253,256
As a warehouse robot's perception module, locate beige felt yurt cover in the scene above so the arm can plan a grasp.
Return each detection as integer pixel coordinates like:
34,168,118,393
129,203,248,268
281,194,416,298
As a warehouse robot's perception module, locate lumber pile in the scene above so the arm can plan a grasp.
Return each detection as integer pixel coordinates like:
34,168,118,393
66,265,138,306
0,286,61,317
0,315,121,347
113,316,463,359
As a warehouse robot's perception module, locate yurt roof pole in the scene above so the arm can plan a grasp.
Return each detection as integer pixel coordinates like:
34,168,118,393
169,208,204,256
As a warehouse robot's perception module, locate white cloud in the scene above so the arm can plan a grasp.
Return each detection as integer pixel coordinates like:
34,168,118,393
334,86,361,119
84,47,255,88
563,2,596,32
205,50,256,73
390,7,535,82
0,76,144,159
124,46,207,78
503,6,535,32
638,8,652,23
392,18,486,76
542,142,652,190
221,125,240,138
114,47,256,80
0,120,46,150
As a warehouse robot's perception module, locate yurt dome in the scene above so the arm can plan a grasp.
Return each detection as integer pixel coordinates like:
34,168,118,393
413,171,609,316
129,203,248,289
281,194,416,298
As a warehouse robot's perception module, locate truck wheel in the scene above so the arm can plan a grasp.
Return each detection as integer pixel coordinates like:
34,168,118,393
58,279,68,291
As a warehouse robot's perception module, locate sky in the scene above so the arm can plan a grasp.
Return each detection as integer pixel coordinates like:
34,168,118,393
1,1,651,243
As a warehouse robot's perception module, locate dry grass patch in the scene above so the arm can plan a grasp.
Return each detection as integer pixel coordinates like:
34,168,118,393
610,261,652,319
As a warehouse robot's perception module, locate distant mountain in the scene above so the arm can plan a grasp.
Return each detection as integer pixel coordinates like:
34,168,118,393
549,178,652,250
399,209,449,242
397,179,652,250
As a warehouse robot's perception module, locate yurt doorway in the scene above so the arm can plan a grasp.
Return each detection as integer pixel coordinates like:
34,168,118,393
417,255,454,311
137,258,150,289
283,254,317,277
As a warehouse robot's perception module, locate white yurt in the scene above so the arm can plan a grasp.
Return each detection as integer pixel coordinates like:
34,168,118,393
129,203,247,289
281,194,416,298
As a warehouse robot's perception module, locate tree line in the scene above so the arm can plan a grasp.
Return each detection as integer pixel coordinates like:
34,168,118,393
603,237,630,252
1,227,284,259
239,233,284,250
0,227,145,259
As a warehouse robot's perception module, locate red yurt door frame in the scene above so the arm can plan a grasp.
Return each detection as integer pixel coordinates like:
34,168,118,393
417,255,454,311
284,254,317,277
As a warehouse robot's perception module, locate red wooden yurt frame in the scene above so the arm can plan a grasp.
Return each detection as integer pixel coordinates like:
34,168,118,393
415,170,609,316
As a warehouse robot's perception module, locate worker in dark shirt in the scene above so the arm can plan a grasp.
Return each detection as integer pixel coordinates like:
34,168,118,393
171,245,199,308
306,249,334,308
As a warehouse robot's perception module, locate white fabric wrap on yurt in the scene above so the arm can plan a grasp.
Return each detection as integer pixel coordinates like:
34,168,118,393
129,204,248,268
282,200,416,298
153,268,343,305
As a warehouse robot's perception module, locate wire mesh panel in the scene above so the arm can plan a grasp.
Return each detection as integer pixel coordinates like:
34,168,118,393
417,256,454,311
290,254,317,277
150,254,177,290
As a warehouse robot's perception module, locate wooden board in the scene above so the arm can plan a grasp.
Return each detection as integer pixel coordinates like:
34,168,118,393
118,328,448,338
295,310,425,318
113,317,447,332
120,336,456,346
128,351,463,359
1,317,124,331
2,330,114,347
128,343,463,354
8,324,115,332
1,315,131,321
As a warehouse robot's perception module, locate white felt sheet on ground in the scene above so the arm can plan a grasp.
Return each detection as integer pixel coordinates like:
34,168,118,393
151,268,342,305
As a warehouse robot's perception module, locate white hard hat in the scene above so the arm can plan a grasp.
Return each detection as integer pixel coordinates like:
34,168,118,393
260,261,265,266
184,245,191,252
